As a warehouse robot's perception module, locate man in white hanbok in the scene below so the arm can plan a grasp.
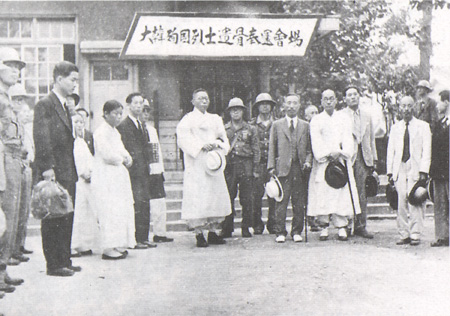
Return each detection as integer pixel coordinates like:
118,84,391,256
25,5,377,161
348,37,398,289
308,89,361,241
176,89,231,247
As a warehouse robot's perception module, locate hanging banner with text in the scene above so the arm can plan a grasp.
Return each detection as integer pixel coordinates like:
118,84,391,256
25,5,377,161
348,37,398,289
121,13,320,59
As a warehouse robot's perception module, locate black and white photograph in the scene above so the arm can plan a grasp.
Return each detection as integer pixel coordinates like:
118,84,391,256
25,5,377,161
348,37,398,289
0,0,449,315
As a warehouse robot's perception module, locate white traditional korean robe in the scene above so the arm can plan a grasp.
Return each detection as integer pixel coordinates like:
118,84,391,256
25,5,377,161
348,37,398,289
176,108,232,227
91,122,136,250
308,110,361,217
71,136,100,252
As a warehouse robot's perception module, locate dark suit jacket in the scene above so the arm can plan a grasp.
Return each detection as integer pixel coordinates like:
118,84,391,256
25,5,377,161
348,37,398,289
33,91,77,186
267,117,312,177
117,116,150,202
430,117,449,180
83,130,94,156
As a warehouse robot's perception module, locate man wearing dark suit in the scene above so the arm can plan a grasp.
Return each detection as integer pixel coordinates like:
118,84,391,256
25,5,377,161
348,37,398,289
33,61,81,277
268,94,312,243
117,93,156,249
342,86,377,239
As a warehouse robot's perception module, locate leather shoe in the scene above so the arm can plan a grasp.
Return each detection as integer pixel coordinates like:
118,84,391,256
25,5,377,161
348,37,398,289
153,236,174,243
7,258,20,266
355,229,374,239
79,250,93,256
396,237,411,245
5,275,24,286
196,233,208,248
70,252,82,258
20,247,33,254
431,239,449,247
410,239,420,246
102,253,127,260
0,284,15,293
134,243,148,249
142,241,158,248
12,254,29,262
207,232,226,245
67,265,82,272
242,228,252,238
47,268,74,277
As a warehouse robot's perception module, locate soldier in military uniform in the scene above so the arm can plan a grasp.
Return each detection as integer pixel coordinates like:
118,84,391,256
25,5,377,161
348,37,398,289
221,98,260,238
250,93,276,234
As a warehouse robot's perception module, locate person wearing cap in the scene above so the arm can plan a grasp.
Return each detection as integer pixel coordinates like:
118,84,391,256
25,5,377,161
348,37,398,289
387,96,431,246
414,80,438,130
250,93,276,234
268,94,312,243
429,90,449,247
221,97,260,238
8,84,35,260
117,92,157,250
308,89,361,241
140,99,173,243
341,86,376,239
176,89,231,247
0,47,29,292
33,61,81,277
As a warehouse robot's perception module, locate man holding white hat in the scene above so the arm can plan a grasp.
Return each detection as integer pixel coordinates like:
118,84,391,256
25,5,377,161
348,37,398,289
221,97,260,238
176,89,231,247
387,95,431,246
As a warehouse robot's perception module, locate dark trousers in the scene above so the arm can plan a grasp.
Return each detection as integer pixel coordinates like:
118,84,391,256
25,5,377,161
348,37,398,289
353,146,370,231
433,179,449,240
253,163,276,232
134,200,150,243
41,179,75,271
14,166,32,255
222,162,253,233
42,212,74,270
274,163,307,236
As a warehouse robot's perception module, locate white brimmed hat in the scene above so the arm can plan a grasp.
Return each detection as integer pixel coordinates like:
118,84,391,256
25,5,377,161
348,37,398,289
204,150,226,176
265,175,284,202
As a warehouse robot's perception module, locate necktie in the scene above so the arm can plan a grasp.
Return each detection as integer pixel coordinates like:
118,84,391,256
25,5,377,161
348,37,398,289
401,122,410,163
353,110,361,143
289,119,295,135
64,103,73,130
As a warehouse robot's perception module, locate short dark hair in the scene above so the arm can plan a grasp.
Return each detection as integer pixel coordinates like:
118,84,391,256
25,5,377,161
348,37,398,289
343,85,360,96
284,93,300,102
125,92,143,104
439,90,450,102
103,100,123,115
76,107,89,118
53,61,78,82
192,88,208,99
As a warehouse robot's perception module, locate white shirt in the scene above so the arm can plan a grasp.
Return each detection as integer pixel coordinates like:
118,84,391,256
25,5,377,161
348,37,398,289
285,116,298,129
128,115,143,130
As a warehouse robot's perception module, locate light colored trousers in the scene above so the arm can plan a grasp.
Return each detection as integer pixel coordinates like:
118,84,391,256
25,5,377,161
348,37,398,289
150,198,167,236
395,161,425,240
317,214,348,228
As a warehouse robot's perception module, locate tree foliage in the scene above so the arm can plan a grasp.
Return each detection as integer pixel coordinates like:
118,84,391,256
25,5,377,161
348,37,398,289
268,0,421,107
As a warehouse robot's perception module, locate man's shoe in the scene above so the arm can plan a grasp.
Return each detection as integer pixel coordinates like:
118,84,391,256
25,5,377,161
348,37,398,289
0,284,15,293
67,265,82,272
319,228,329,241
20,247,33,254
196,233,208,248
70,252,82,258
355,229,374,239
396,237,411,245
12,254,30,262
275,235,286,243
207,232,226,245
242,228,252,238
410,239,420,246
142,241,158,248
153,235,174,243
134,243,149,249
338,228,348,241
253,227,264,235
310,226,321,232
47,268,75,277
220,231,232,238
431,239,449,247
7,258,20,266
102,253,127,260
5,275,24,286
293,234,303,242
78,250,93,256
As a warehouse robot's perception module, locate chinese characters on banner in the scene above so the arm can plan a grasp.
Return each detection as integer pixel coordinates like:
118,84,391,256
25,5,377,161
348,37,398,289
122,15,319,58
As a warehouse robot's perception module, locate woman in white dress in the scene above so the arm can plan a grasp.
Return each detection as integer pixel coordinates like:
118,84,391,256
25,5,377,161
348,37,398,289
308,89,361,241
91,100,136,260
71,111,99,256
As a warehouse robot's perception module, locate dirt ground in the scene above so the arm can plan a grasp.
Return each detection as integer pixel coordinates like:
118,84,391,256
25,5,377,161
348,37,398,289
1,218,449,316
